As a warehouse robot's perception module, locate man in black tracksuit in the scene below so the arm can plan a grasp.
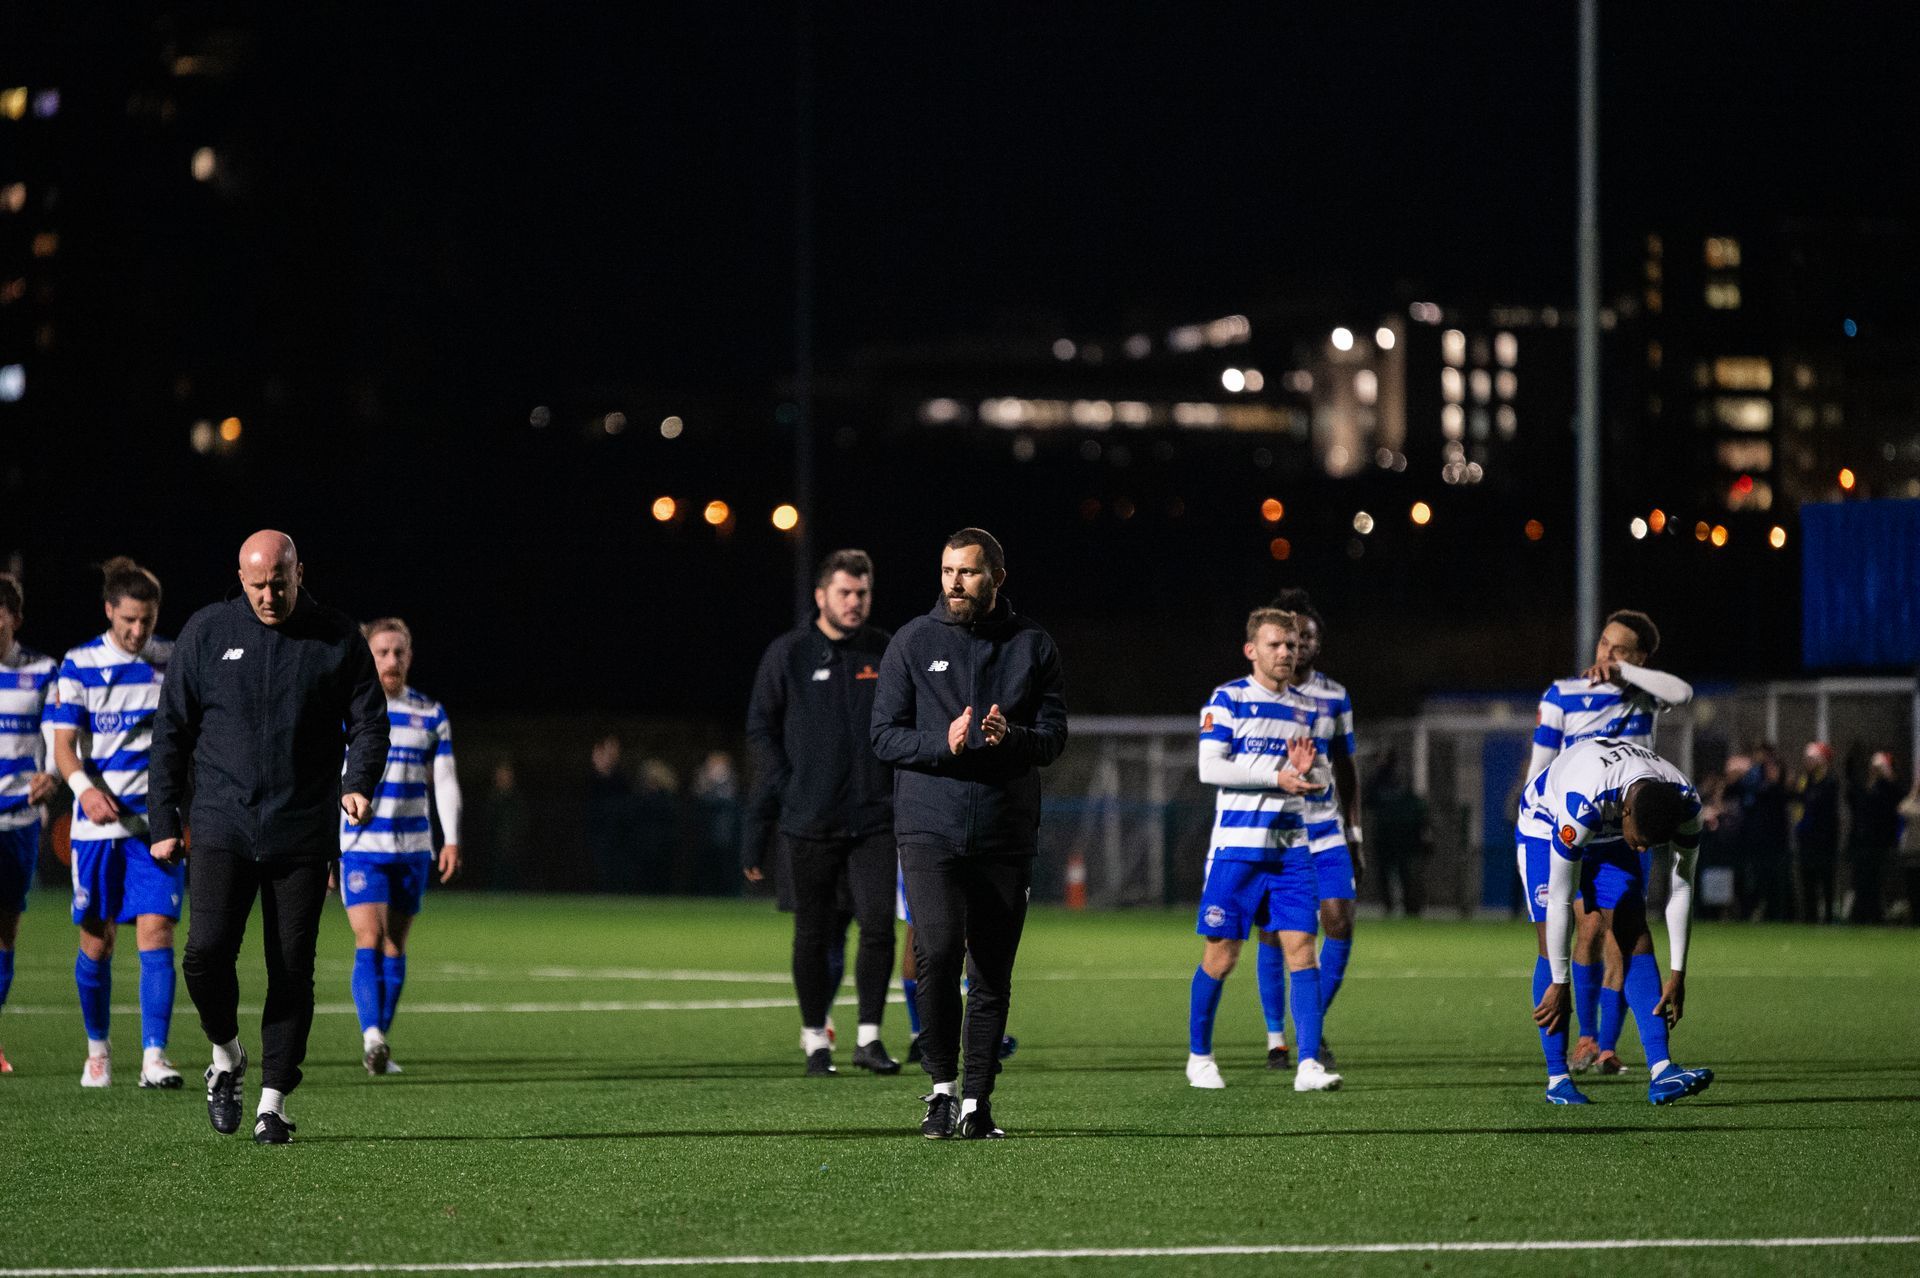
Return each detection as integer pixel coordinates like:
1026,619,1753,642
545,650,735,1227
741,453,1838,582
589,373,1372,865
149,531,388,1144
870,527,1066,1140
743,549,898,1076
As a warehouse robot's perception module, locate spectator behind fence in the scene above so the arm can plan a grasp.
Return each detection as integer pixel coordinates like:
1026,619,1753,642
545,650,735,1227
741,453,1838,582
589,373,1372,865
1794,742,1840,924
689,751,741,896
1735,745,1792,921
634,759,679,894
1898,771,1920,926
477,760,531,891
586,735,632,893
1365,752,1430,917
1693,766,1739,921
1846,751,1900,924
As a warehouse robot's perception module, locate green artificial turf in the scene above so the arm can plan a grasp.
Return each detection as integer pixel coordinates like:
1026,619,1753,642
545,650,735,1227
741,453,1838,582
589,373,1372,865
1,895,1916,1276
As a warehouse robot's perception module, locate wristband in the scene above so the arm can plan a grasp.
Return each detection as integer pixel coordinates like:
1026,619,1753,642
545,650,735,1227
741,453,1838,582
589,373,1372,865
67,772,98,797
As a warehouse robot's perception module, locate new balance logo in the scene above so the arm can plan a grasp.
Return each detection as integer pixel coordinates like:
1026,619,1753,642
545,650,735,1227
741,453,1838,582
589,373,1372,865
221,648,245,661
927,660,949,672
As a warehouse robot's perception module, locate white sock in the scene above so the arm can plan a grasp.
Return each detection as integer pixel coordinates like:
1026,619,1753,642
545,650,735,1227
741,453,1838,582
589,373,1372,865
932,1080,958,1098
1267,1032,1288,1051
143,1045,166,1064
211,1038,242,1073
87,1038,110,1057
801,1027,832,1055
1188,1052,1215,1064
856,1022,881,1047
257,1087,285,1118
959,1097,980,1118
1650,1058,1672,1078
363,1027,387,1049
1548,1073,1570,1088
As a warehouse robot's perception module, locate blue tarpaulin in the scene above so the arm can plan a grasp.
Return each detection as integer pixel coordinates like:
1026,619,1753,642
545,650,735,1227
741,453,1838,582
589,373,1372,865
1801,499,1920,669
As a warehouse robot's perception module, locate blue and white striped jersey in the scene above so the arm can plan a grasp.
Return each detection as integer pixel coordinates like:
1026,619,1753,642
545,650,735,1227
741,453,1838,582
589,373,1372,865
48,634,172,841
1293,669,1356,851
1518,737,1701,857
1198,677,1337,863
340,686,460,857
0,641,57,832
1529,678,1657,779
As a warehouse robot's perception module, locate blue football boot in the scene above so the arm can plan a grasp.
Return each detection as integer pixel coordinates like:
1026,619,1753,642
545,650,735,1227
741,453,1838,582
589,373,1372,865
1545,1077,1593,1105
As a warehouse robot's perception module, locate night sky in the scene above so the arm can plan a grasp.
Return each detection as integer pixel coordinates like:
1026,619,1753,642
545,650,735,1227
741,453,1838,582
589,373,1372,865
6,2,1916,723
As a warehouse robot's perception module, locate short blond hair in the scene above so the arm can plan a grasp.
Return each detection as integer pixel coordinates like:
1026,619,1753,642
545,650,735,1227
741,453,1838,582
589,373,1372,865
1245,607,1298,643
362,617,412,645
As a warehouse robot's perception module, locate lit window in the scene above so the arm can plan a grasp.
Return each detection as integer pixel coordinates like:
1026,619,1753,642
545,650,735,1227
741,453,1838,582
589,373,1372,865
1441,368,1464,403
1241,369,1264,393
1704,236,1742,269
192,147,216,181
1494,332,1518,368
1495,371,1517,401
1713,357,1772,391
1645,341,1662,370
1644,288,1663,314
0,364,23,402
1469,369,1492,404
660,415,684,438
1496,405,1517,437
31,232,57,257
1705,280,1741,309
1644,260,1663,284
1441,329,1466,366
1331,327,1355,352
31,89,58,118
1375,326,1396,350
1124,333,1150,359
1052,338,1076,361
1220,368,1246,393
1354,370,1377,405
1793,364,1815,390
1470,409,1490,440
1441,404,1465,438
0,87,25,120
1712,397,1772,432
1716,439,1772,471
1646,234,1663,257
0,183,22,213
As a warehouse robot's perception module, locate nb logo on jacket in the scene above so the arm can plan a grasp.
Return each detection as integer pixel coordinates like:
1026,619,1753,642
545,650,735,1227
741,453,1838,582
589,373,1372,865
927,660,949,672
220,648,245,661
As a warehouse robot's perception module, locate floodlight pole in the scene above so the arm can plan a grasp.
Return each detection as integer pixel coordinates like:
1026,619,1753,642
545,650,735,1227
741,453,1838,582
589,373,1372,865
792,0,818,623
1575,0,1601,665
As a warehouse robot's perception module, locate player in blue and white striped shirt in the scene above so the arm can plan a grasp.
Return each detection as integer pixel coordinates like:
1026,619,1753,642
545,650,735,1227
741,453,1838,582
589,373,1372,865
1519,610,1692,1076
1252,589,1360,1070
1521,736,1712,1105
337,618,461,1076
0,575,59,1074
1186,608,1343,1094
47,559,184,1090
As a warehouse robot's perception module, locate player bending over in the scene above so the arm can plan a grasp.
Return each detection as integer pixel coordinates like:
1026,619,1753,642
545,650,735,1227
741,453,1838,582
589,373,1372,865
337,618,461,1075
1186,608,1342,1094
1524,609,1691,1076
1523,737,1712,1105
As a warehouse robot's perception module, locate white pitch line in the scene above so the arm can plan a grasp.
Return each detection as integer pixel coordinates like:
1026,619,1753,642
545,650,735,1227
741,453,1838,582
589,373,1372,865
1,995,903,1018
2,1235,1917,1275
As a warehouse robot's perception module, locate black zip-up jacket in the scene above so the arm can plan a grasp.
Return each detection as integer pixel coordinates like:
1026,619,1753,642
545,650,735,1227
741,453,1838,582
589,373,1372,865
149,588,389,861
870,595,1067,856
741,622,893,872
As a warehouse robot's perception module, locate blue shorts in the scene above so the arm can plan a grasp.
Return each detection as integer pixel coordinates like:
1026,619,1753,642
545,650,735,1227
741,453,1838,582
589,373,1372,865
70,836,184,925
1,822,38,913
1311,843,1356,902
1196,850,1319,939
340,853,434,916
1517,833,1648,922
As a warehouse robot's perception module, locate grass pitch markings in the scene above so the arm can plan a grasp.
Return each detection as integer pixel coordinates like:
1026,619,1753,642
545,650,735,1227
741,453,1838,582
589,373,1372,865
4,1235,1919,1275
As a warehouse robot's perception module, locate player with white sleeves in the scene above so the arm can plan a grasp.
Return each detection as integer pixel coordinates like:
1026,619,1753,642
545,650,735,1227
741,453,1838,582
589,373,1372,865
337,618,461,1076
1522,736,1713,1106
0,574,58,1074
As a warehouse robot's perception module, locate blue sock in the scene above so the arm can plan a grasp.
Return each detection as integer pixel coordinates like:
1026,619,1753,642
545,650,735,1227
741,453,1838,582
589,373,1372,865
351,947,383,1033
1534,956,1568,1077
901,977,922,1036
1289,967,1326,1062
379,952,407,1033
137,947,175,1050
0,948,13,1011
75,950,111,1043
1256,943,1288,1034
1188,966,1225,1055
1623,951,1672,1072
1571,960,1601,1039
1318,937,1352,1012
1598,986,1628,1053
